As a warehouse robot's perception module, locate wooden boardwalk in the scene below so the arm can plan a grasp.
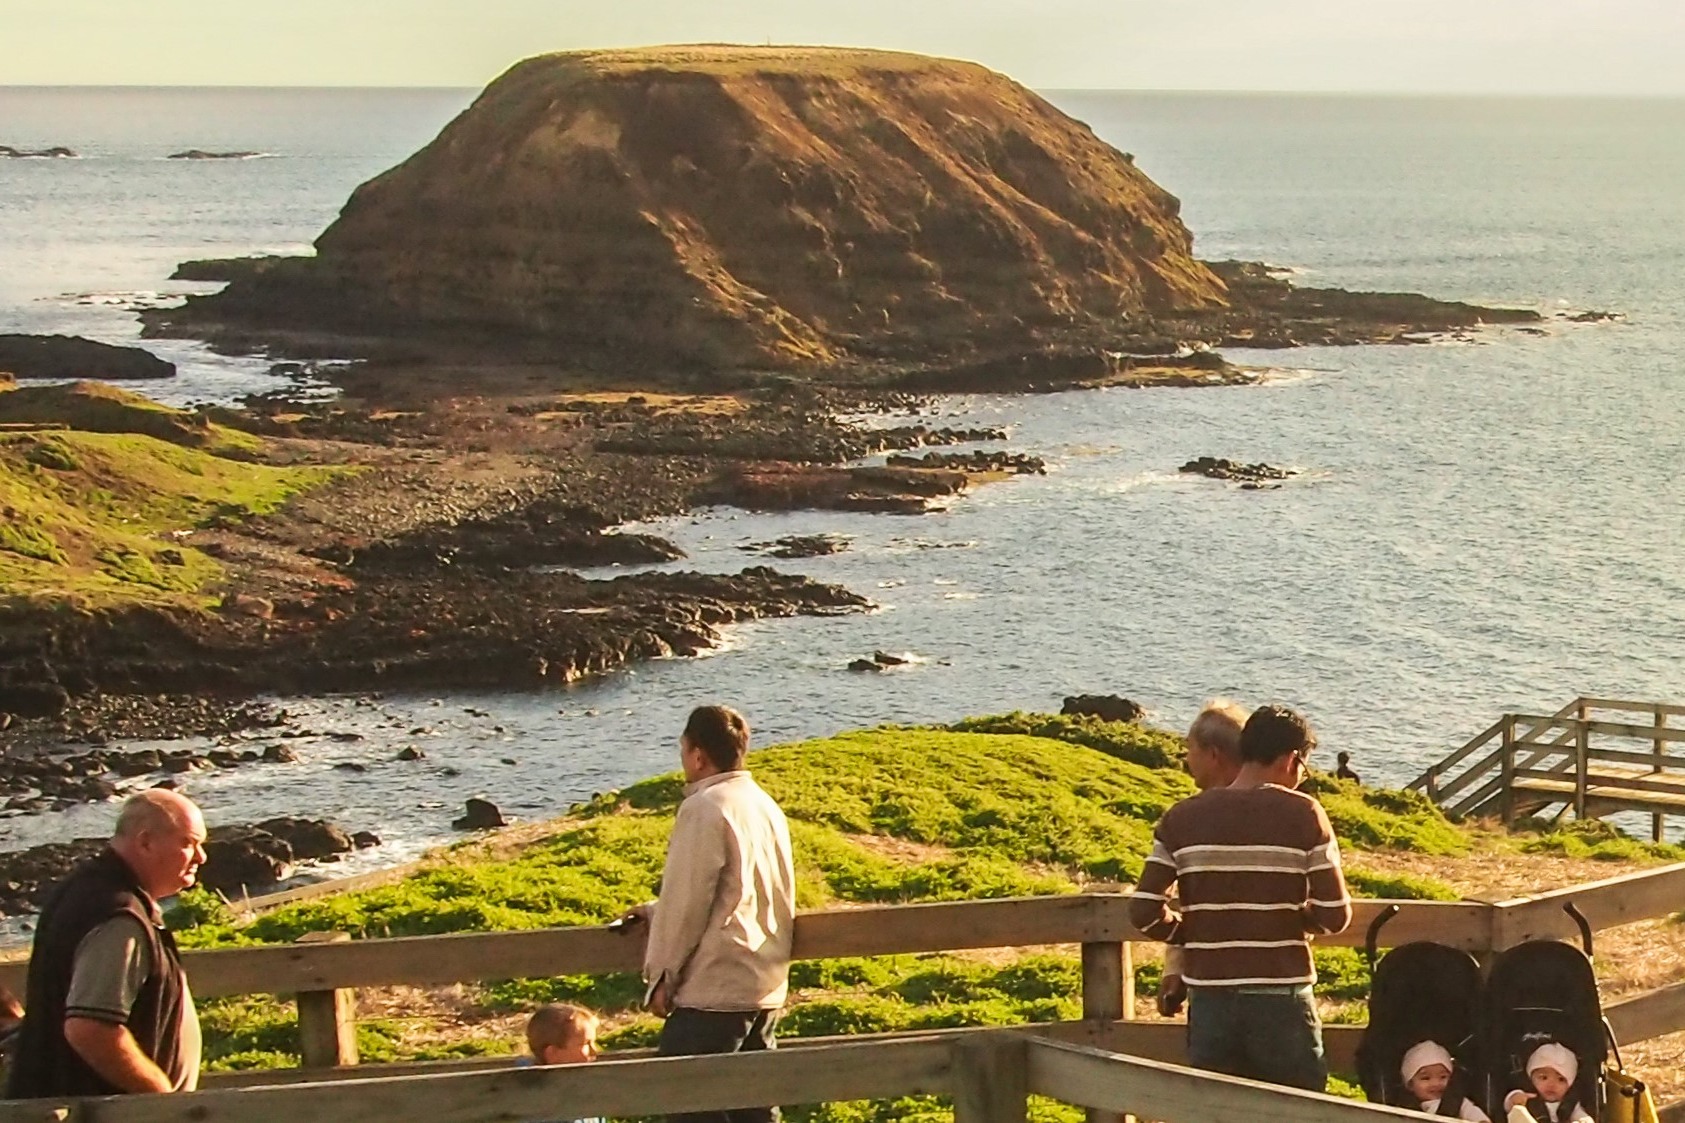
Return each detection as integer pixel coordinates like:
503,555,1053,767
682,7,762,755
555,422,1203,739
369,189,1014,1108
1409,697,1685,834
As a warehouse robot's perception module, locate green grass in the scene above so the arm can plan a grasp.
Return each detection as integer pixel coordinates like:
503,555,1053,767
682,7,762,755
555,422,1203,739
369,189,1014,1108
1509,817,1685,863
0,429,347,605
175,721,1500,1084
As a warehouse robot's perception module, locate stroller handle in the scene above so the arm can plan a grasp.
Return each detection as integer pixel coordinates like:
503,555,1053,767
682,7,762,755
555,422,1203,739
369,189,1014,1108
1365,903,1402,972
1564,902,1594,958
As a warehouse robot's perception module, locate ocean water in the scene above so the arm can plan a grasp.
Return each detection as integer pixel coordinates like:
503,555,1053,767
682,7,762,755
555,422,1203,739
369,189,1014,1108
3,88,1683,866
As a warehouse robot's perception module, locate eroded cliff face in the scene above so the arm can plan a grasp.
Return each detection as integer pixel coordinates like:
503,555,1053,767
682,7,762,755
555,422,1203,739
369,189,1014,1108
176,47,1227,369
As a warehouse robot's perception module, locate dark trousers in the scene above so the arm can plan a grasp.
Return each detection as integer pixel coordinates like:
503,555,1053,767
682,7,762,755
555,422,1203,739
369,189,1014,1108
657,1007,781,1123
1186,985,1327,1092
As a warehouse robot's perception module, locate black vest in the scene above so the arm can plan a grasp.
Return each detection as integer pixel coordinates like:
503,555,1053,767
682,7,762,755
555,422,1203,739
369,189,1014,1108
4,849,187,1098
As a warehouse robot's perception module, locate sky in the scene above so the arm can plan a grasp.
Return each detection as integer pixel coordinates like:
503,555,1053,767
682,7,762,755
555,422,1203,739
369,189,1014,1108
4,0,1685,94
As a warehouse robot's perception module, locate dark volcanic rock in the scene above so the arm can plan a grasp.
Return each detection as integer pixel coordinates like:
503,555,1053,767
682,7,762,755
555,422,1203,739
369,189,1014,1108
200,826,293,896
743,534,851,559
199,817,359,897
886,450,1046,475
1202,260,1540,347
0,145,76,159
848,651,911,672
704,463,971,514
452,797,507,830
0,840,103,915
1179,457,1297,488
1061,695,1145,724
0,335,175,381
253,816,354,860
168,150,261,160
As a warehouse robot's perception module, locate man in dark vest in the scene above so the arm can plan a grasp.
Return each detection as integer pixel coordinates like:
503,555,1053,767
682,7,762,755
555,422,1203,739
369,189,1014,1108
6,789,207,1098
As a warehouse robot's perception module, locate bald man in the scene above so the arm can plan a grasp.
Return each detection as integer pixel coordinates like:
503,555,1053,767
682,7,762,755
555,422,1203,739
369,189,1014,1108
6,790,207,1098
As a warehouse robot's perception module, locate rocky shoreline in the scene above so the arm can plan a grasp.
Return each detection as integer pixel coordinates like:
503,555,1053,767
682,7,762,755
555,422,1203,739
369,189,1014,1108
1,378,1018,741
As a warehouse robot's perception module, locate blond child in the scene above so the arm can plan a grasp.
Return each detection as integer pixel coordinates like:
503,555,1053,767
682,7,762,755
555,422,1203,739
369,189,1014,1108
520,1005,603,1123
526,1003,599,1066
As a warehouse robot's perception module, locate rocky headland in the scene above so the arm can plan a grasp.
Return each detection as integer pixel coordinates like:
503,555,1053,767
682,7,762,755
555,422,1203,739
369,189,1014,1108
141,46,1537,389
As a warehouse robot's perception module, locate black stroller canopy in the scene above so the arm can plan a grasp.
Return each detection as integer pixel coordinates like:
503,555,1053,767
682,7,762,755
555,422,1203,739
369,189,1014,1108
1358,941,1485,1107
1484,940,1607,1118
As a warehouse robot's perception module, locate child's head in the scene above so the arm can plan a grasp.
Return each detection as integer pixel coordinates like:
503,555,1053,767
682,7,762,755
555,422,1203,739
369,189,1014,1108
1402,1040,1455,1102
526,1003,599,1066
1525,1041,1578,1104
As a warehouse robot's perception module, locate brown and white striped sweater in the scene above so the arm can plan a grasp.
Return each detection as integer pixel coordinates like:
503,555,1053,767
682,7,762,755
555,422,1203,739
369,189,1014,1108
1128,784,1352,987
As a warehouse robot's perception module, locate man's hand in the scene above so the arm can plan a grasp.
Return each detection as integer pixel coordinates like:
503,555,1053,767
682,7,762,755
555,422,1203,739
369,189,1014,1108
618,903,653,926
647,976,674,1018
63,1018,174,1094
1156,973,1188,1017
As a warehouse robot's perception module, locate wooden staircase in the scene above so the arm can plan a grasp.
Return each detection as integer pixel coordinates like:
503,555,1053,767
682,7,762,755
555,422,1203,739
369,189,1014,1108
1409,697,1685,838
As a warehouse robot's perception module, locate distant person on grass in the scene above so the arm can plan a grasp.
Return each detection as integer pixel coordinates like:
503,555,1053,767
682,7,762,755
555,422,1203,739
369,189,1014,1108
1157,699,1248,1018
6,789,206,1098
622,705,796,1123
1129,704,1352,1091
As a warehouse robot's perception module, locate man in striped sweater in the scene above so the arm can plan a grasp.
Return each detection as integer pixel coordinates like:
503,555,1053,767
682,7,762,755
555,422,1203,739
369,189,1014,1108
1129,704,1353,1091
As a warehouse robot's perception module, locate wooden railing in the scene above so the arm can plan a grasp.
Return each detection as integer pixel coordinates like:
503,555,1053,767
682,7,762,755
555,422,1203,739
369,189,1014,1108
2,862,1685,1120
1410,697,1685,832
2,862,1685,1092
0,1030,1446,1123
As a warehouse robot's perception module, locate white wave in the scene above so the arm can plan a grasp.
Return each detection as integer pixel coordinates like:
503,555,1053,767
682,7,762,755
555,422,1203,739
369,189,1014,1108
1103,470,1188,494
1257,367,1327,386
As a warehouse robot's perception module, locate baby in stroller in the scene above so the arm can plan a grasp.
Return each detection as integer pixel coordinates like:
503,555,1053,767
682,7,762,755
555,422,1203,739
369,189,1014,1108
1502,1037,1595,1123
1403,1040,1491,1121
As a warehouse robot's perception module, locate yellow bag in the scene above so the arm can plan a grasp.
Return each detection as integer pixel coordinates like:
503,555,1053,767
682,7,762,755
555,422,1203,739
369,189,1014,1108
1604,1066,1658,1123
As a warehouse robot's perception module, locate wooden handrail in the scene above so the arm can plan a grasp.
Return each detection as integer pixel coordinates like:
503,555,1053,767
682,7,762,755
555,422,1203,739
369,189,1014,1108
0,895,1491,1002
0,1035,963,1123
1409,715,1507,790
0,1030,1452,1123
1027,1039,1429,1123
1578,698,1685,719
1430,744,1507,804
1408,699,1582,796
1495,861,1685,946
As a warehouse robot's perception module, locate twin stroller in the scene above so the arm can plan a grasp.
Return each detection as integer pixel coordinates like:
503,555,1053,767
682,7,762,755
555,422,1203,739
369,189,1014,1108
1356,904,1655,1123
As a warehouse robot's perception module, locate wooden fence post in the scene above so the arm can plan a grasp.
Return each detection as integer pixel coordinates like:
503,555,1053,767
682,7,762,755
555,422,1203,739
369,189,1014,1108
1574,719,1590,821
294,931,359,1069
1655,705,1669,843
951,1034,1029,1123
1500,716,1517,824
1081,940,1131,1123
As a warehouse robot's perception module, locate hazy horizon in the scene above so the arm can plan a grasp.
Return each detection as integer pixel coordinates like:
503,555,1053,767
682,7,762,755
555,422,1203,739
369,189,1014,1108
6,85,1685,101
5,0,1684,95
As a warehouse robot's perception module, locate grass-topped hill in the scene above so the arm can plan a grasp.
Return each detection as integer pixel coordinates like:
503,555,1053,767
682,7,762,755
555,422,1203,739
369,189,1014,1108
0,382,347,605
158,46,1224,370
169,714,1682,1110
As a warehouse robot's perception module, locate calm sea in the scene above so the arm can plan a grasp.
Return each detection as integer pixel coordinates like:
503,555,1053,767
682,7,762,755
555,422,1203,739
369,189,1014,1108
3,88,1683,866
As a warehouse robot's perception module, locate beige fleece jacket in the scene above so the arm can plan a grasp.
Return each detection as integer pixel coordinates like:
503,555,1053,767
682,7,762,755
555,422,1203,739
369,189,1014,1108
643,770,796,1011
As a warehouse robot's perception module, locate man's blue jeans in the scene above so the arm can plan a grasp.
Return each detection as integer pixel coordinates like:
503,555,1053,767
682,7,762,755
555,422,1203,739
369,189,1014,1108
1186,985,1327,1091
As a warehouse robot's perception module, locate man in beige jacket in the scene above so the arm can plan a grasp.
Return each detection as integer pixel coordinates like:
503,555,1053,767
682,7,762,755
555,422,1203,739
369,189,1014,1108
627,705,795,1123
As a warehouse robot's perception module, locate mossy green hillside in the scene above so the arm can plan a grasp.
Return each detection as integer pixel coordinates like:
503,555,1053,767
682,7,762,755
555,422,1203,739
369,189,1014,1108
173,721,1490,1082
0,429,345,604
